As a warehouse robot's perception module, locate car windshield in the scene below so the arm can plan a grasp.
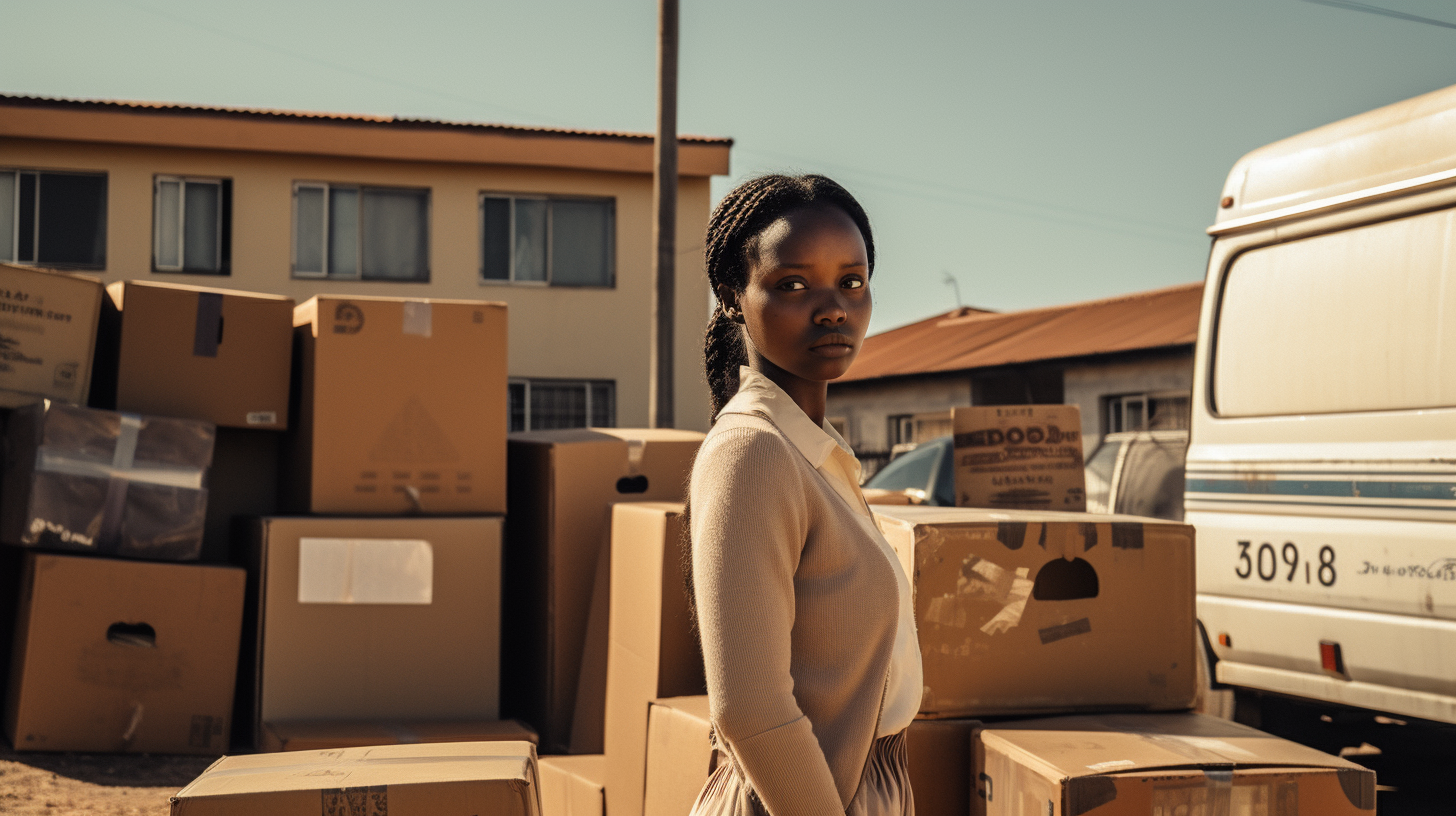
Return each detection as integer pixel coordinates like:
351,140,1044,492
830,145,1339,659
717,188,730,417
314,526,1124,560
865,441,942,494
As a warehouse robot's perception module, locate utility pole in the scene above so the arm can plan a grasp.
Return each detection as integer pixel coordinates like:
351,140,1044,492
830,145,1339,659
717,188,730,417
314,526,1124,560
649,0,678,428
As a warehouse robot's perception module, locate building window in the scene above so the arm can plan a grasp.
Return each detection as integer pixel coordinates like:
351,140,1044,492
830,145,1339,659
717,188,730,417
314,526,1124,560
480,194,614,287
1105,392,1190,433
153,176,230,274
0,169,107,268
293,183,429,281
508,378,615,432
888,411,953,447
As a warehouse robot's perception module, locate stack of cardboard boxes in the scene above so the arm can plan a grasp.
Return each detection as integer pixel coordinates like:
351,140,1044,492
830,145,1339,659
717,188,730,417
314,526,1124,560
534,417,1376,815
249,293,522,752
0,266,546,813
872,507,1375,816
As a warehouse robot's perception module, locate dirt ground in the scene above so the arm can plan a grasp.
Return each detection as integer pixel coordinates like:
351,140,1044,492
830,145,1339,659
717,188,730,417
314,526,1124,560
0,745,216,816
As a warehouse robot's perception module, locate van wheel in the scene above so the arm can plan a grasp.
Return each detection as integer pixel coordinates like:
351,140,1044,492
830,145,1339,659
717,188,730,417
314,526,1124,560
1194,624,1236,719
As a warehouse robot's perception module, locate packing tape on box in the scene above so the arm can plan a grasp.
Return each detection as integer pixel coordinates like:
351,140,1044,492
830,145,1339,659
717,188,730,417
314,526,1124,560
193,292,224,357
402,300,432,338
35,414,206,549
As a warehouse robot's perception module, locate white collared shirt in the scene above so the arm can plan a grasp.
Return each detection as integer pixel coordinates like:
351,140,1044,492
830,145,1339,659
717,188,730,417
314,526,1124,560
721,368,923,737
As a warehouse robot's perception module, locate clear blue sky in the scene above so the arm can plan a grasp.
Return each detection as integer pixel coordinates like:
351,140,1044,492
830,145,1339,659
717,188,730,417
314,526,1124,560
5,0,1455,333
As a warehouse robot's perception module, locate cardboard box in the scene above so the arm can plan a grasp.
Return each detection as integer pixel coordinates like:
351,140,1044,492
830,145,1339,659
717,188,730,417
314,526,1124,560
874,506,1196,717
0,263,104,407
246,516,503,748
4,552,244,753
907,719,979,816
602,503,707,816
643,696,714,816
0,401,215,560
540,754,606,816
974,713,1376,816
260,718,537,752
284,295,507,514
170,741,543,816
503,428,703,753
953,405,1085,511
91,280,293,429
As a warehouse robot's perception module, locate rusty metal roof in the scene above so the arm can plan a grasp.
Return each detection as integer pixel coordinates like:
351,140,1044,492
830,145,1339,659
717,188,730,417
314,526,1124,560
839,281,1203,383
0,93,733,145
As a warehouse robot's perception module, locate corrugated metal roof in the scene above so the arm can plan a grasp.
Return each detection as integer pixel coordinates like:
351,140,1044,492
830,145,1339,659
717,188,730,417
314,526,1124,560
839,281,1203,383
0,94,733,146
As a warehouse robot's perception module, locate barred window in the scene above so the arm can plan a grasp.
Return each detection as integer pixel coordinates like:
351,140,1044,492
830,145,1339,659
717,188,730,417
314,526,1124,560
508,379,615,432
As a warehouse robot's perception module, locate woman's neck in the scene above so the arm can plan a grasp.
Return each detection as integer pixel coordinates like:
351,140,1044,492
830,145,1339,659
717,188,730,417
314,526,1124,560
748,358,828,426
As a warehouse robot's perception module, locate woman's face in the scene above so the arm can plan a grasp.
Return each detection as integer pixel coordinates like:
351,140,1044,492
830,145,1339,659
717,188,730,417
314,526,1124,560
728,204,871,388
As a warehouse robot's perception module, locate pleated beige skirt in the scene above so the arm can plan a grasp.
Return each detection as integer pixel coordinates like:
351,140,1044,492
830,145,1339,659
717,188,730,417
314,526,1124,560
689,731,914,816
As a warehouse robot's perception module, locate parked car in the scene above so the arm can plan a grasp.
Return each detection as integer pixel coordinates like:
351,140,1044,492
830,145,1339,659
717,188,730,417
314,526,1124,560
1084,430,1188,520
860,435,955,507
862,429,1187,521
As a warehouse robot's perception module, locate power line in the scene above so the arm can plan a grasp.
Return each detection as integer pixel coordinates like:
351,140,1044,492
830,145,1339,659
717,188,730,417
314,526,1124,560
734,147,1198,248
1297,0,1456,30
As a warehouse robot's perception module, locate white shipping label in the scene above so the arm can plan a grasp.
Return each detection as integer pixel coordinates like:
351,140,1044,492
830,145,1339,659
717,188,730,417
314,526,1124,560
298,538,434,604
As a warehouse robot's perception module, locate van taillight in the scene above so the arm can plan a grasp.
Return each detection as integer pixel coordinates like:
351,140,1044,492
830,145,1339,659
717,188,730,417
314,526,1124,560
1319,640,1346,676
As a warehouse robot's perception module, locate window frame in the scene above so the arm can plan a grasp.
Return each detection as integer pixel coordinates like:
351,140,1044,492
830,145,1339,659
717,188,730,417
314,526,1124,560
152,175,228,275
478,192,616,288
291,181,431,282
1104,391,1190,434
0,167,108,269
508,377,617,432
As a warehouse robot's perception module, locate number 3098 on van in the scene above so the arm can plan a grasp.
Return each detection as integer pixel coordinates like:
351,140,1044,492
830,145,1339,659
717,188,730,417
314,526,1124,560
1190,83,1456,724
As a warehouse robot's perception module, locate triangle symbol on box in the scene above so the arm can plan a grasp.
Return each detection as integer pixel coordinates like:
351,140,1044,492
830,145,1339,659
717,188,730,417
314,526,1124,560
369,396,460,463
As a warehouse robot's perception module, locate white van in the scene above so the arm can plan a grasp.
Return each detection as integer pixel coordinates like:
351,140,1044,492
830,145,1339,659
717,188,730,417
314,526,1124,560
1190,83,1456,724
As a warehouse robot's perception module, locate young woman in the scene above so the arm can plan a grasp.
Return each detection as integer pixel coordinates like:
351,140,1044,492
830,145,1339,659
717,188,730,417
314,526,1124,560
688,174,922,816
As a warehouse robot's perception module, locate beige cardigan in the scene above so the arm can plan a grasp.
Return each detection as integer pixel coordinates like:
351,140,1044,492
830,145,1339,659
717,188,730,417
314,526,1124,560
690,388,902,814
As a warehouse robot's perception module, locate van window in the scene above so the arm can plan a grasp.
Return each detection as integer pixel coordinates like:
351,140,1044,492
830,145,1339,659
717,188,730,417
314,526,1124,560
1213,207,1456,416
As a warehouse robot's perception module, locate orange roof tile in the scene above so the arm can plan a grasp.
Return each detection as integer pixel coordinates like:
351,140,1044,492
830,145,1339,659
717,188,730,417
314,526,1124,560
839,281,1203,383
0,94,732,145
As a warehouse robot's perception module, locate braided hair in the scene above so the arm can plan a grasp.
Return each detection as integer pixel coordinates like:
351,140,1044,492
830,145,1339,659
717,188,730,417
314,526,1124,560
702,173,876,416
682,174,875,650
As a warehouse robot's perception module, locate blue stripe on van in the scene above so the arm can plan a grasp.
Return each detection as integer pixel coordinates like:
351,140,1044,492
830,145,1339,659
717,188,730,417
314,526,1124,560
1185,478,1456,502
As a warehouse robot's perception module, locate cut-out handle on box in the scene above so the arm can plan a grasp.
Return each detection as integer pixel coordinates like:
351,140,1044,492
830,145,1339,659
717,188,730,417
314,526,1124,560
1031,558,1099,600
616,475,649,494
107,622,156,648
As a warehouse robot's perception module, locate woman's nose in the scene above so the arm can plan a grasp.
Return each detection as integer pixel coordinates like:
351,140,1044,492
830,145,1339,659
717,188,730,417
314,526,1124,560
815,297,847,325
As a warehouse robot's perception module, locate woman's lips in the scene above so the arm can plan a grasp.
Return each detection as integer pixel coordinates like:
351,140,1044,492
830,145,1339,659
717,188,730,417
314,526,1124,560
810,334,855,357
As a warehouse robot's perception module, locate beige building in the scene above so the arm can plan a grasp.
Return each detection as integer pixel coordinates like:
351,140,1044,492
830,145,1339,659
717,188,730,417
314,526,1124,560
0,95,732,432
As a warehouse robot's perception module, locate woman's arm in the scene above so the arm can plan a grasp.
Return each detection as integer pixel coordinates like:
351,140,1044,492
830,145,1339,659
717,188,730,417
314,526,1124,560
691,427,845,816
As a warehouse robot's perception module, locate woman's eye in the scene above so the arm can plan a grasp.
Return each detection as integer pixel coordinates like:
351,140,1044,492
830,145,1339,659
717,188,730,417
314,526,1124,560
842,278,865,289
778,280,807,291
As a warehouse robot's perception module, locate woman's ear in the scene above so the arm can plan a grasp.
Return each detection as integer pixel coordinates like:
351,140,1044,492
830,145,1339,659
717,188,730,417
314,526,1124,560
716,285,745,324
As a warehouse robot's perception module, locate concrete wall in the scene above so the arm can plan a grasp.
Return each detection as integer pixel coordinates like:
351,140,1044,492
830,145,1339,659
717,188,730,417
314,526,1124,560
0,137,716,430
826,373,971,454
1061,351,1193,454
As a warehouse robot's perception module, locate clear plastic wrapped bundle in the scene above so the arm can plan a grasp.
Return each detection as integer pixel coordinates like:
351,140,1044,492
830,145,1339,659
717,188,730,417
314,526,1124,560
1,402,214,560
